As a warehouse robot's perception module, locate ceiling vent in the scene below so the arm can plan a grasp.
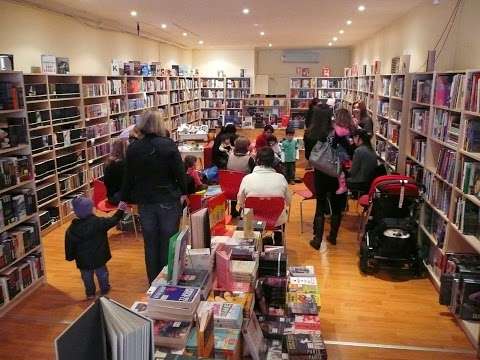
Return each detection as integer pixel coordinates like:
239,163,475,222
281,50,320,63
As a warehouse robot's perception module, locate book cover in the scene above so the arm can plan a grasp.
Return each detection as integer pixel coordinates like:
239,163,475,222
214,328,241,359
153,320,192,339
196,309,214,357
167,228,189,285
151,285,199,303
242,312,266,360
289,265,315,277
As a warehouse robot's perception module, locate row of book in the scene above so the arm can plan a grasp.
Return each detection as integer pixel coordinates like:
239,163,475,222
89,162,105,183
431,109,460,145
59,171,86,195
459,159,480,200
0,222,40,270
107,79,125,95
225,89,250,99
290,79,315,89
424,171,452,215
379,77,391,96
318,79,341,89
48,83,80,97
109,98,126,114
465,72,480,113
82,83,107,98
436,148,456,184
290,89,314,100
454,197,479,238
423,204,447,248
201,79,224,89
0,189,36,229
465,119,480,153
0,82,24,111
412,78,432,104
391,77,404,97
86,123,110,140
84,103,108,119
434,74,465,110
28,109,50,128
54,128,86,148
439,253,480,321
406,160,424,185
0,251,43,307
201,99,224,109
0,156,32,190
51,106,80,123
317,90,341,99
411,108,429,134
410,137,426,164
87,142,111,161
226,79,250,89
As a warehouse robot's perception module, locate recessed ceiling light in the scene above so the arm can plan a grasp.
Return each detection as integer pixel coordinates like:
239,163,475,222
346,20,352,25
198,40,204,45
182,32,188,37
130,10,137,17
328,42,333,46
332,36,338,42
268,43,272,47
358,5,366,11
254,23,259,27
339,29,344,34
242,8,250,14
260,31,265,36
161,23,167,29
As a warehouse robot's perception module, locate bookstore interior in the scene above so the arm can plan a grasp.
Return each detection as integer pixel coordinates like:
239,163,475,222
2,0,480,359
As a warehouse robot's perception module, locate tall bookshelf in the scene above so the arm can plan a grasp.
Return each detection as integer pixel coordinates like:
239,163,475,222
225,77,251,126
0,71,45,316
402,69,480,348
316,77,343,107
289,77,315,129
241,96,289,129
373,73,409,173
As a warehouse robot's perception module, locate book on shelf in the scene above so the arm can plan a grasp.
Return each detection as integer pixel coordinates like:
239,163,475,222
410,137,426,164
434,74,465,109
465,71,480,113
412,79,432,103
410,109,429,134
455,197,480,238
465,119,480,153
460,160,480,199
55,296,154,360
436,148,456,184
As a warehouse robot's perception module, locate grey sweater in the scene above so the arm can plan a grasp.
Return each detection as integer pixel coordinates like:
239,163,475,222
348,145,378,184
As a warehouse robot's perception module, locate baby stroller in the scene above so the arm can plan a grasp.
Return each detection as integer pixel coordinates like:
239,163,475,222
359,175,422,274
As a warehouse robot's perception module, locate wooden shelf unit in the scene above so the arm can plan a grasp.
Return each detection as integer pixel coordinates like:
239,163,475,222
0,71,45,317
241,96,289,129
340,74,376,114
199,77,251,129
400,69,480,349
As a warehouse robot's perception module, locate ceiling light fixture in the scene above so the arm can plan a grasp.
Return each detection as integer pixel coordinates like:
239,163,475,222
242,8,250,14
328,42,333,46
332,36,338,42
182,32,188,37
268,43,272,47
161,23,167,29
339,29,344,34
130,10,137,17
358,5,366,12
198,40,204,45
254,23,259,27
346,20,352,25
260,31,265,36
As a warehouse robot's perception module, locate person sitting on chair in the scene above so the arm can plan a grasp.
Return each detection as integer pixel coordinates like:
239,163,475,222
237,147,291,227
347,128,378,194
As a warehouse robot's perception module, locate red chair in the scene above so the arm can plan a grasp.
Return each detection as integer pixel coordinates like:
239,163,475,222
219,170,246,223
245,196,286,244
218,170,245,201
92,179,138,238
203,141,213,169
293,170,316,233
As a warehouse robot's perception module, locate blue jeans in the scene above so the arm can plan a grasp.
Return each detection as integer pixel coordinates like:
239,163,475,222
138,201,182,284
80,266,109,297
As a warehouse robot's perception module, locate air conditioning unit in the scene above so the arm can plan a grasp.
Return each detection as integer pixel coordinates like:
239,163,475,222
281,50,320,63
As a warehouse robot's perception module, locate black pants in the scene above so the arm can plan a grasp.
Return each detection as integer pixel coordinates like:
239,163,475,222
313,170,347,242
284,162,296,182
138,201,182,284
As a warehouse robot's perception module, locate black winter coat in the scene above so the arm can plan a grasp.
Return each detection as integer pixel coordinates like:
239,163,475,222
65,210,123,270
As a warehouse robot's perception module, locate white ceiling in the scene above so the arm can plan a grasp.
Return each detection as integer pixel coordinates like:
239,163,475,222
21,0,430,49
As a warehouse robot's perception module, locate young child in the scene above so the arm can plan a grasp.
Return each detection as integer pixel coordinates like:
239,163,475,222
334,109,356,194
65,196,127,299
184,155,207,193
280,127,299,184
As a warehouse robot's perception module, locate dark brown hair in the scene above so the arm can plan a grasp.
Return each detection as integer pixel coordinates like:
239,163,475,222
307,103,333,141
256,147,275,168
234,136,250,154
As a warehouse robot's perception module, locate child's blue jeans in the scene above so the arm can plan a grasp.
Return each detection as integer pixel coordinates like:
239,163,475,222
80,265,110,297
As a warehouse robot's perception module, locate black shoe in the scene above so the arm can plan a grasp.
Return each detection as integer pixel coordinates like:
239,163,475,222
309,239,321,250
100,286,111,296
327,236,337,245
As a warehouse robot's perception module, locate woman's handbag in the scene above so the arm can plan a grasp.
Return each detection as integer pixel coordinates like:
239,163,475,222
308,134,340,178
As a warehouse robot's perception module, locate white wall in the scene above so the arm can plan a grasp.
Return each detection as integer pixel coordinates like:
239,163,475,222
0,0,192,74
351,0,480,73
191,49,255,78
256,48,351,95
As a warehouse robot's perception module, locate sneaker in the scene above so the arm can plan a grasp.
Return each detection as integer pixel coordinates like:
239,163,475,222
319,241,328,253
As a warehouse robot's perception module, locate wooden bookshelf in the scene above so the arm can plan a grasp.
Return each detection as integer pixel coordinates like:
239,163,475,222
241,96,289,129
0,70,45,317
401,69,480,350
199,77,251,129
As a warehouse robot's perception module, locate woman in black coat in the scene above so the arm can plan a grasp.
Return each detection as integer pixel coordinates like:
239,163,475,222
304,104,349,252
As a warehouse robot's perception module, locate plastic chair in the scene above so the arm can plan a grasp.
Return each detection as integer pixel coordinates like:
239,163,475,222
293,170,315,233
244,196,286,246
92,179,138,239
218,170,246,201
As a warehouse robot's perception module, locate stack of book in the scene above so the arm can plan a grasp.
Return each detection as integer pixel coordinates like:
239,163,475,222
153,320,192,349
197,301,243,329
259,252,287,277
147,285,201,321
287,267,320,316
230,260,257,283
286,333,327,359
